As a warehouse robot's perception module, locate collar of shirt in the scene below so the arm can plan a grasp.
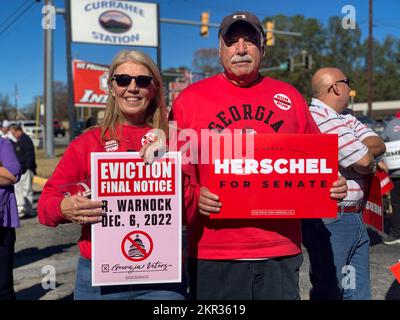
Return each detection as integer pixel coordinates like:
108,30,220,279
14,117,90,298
310,98,340,117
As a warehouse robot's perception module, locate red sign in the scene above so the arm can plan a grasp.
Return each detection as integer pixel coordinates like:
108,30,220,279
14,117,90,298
208,134,338,219
97,158,176,197
376,169,394,195
168,81,189,105
363,175,384,233
73,59,109,108
390,261,400,284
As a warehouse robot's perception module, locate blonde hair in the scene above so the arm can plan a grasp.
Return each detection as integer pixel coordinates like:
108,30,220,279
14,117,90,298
101,50,169,142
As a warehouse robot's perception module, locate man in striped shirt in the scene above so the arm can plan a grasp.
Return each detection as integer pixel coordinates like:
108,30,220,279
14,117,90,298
302,67,386,300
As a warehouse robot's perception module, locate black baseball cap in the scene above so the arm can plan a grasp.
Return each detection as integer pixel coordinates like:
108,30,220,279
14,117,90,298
218,11,265,40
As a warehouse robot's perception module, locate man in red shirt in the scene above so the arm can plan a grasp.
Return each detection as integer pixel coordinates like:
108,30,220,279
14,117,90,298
170,11,347,299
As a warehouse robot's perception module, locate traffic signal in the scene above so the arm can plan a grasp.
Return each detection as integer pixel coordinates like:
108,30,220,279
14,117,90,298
287,57,294,72
305,54,313,70
200,12,209,37
265,21,275,46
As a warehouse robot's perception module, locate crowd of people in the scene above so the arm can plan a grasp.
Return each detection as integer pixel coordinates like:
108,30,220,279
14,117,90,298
1,10,399,301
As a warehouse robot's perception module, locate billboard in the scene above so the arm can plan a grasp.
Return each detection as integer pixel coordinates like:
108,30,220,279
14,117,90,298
73,59,109,108
70,0,158,47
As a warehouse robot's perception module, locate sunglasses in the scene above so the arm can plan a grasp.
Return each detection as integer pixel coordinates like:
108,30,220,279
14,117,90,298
335,78,350,86
111,74,153,88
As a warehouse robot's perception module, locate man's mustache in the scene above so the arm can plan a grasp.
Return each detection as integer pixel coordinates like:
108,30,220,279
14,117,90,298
230,55,253,63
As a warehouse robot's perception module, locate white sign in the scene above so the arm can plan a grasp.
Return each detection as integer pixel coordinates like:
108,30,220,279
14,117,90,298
70,0,158,47
383,140,400,170
91,152,182,286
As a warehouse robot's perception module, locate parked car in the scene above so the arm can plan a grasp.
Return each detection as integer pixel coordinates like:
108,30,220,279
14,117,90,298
53,120,66,137
356,115,383,134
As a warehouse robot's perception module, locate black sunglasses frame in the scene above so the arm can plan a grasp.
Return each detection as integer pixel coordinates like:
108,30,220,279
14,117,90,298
335,78,351,86
111,74,153,88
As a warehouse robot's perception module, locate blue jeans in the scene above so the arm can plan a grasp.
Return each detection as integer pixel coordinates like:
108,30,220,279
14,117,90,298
302,211,371,300
74,257,188,300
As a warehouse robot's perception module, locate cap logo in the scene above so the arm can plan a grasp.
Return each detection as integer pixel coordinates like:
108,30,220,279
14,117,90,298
233,14,246,19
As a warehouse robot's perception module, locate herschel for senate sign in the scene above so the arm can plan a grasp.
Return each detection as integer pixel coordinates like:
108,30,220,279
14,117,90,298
70,0,158,47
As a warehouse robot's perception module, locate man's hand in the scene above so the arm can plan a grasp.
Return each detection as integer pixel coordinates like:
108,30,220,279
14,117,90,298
199,187,222,216
60,195,105,225
330,176,348,200
378,160,389,173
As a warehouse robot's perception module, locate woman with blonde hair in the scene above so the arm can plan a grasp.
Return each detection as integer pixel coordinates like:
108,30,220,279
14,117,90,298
38,50,186,300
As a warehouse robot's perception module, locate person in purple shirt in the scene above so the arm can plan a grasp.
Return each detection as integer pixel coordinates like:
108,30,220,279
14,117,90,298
0,137,21,300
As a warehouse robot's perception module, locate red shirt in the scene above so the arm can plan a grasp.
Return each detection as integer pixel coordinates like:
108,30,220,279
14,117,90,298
170,74,320,260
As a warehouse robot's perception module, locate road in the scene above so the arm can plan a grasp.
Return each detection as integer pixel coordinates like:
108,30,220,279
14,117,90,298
12,189,400,300
54,132,70,147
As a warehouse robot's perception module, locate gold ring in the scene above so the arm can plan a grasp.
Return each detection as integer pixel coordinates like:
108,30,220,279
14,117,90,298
79,216,85,224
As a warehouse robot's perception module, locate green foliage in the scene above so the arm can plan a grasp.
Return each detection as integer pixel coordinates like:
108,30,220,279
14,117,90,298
0,94,12,120
192,48,222,76
192,14,400,103
263,14,400,102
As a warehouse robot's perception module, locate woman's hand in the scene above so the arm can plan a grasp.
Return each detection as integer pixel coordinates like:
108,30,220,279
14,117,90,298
60,195,105,225
139,138,167,164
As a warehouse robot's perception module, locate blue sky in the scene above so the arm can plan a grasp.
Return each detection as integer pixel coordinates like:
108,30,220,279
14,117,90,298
0,0,399,109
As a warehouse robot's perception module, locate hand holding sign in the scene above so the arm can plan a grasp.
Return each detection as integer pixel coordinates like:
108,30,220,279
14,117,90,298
199,187,222,216
60,195,105,225
139,135,167,164
330,175,348,200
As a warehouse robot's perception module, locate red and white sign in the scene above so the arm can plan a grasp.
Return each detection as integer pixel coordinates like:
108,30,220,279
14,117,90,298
376,169,394,195
91,152,182,286
73,59,109,108
383,140,400,170
97,158,175,197
208,134,338,219
168,81,189,105
363,175,384,233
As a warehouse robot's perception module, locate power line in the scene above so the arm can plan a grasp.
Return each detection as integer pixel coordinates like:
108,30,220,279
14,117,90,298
374,20,400,30
0,0,31,27
0,0,38,38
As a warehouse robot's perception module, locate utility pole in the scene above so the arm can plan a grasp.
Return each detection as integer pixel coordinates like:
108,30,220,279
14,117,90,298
367,0,373,118
14,84,18,120
63,0,75,141
156,3,161,69
44,0,54,157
